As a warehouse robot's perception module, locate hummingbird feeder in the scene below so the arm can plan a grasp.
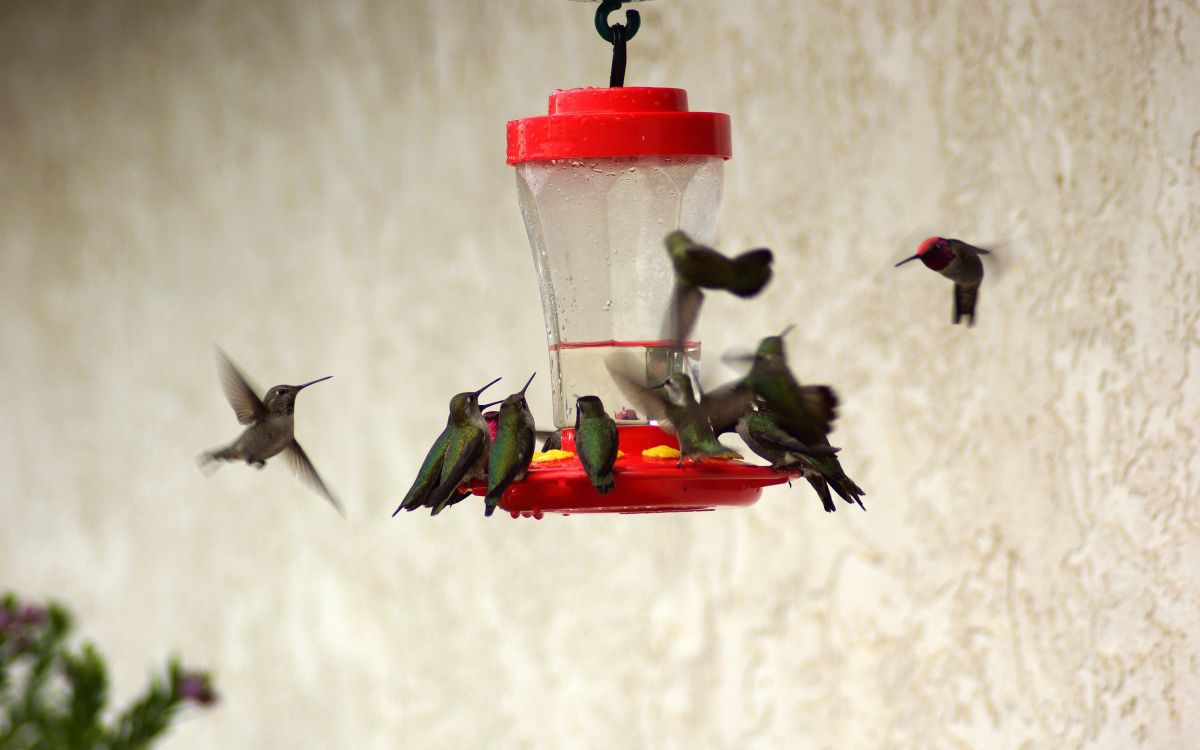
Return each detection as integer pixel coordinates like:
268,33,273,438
473,0,791,517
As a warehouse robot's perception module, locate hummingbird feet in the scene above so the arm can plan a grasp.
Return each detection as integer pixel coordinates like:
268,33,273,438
251,460,266,470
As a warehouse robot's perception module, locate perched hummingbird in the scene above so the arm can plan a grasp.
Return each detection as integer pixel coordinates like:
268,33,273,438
737,409,863,512
895,236,992,326
199,349,342,517
608,356,740,466
485,373,538,517
393,376,501,517
574,395,619,494
664,231,774,351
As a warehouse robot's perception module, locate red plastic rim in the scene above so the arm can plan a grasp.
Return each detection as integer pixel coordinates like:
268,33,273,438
469,425,791,518
506,87,732,164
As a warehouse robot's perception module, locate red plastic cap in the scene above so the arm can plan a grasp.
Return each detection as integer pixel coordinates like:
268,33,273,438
507,87,732,165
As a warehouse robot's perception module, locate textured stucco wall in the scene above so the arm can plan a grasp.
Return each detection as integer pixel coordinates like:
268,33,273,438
2,1,1198,748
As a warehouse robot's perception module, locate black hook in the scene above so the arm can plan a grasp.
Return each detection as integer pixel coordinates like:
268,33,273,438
595,1,641,44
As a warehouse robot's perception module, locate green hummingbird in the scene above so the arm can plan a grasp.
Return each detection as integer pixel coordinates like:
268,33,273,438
741,331,865,509
199,349,342,516
484,373,538,517
743,329,839,448
737,409,863,512
608,356,740,466
574,395,619,494
895,236,992,326
665,230,774,297
663,231,775,352
393,376,501,517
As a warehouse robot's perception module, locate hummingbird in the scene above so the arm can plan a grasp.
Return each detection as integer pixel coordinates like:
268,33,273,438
608,355,740,466
199,349,342,517
740,331,865,509
484,373,538,517
895,236,992,326
664,230,774,352
393,376,501,517
574,395,619,494
665,230,774,297
743,330,839,449
539,428,563,452
737,408,863,512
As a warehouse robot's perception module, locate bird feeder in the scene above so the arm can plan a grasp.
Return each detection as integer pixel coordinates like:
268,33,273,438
473,1,791,517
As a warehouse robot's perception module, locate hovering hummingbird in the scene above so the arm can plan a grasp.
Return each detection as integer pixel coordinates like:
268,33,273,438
199,349,342,517
895,236,992,326
485,373,538,517
743,330,838,449
574,395,618,494
608,356,740,466
665,231,774,297
394,376,501,517
664,230,774,351
737,409,863,512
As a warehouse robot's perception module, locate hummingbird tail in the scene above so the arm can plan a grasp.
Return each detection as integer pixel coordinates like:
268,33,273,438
953,283,978,327
195,450,228,476
589,472,615,495
827,473,867,511
804,475,836,513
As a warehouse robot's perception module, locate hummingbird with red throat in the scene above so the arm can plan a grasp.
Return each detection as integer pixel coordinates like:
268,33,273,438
895,237,992,326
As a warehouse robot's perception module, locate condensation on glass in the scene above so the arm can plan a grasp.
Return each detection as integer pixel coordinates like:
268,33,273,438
515,154,724,427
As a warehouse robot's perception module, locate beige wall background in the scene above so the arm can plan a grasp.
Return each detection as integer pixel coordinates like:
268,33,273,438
2,1,1198,747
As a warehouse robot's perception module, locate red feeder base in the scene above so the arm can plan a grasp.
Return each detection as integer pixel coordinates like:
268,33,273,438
469,425,790,518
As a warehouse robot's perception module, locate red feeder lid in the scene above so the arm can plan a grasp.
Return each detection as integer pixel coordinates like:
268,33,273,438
507,87,732,165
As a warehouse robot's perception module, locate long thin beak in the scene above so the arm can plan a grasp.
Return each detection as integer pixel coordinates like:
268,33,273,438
479,399,503,410
296,375,333,391
519,372,537,396
474,375,502,397
779,324,795,338
895,254,920,267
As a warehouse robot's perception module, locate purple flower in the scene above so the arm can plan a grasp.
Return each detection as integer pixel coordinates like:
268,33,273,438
18,605,47,626
176,671,217,706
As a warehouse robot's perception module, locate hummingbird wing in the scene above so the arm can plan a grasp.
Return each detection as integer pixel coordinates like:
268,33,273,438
284,440,344,517
664,281,704,352
799,385,840,437
605,353,673,431
428,430,488,513
699,378,756,436
746,412,840,457
217,349,266,425
727,248,773,297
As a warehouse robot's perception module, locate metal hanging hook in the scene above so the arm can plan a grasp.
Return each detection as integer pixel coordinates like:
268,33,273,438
595,1,641,44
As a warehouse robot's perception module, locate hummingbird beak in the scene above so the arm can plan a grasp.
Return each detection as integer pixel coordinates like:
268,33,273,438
473,376,502,397
479,399,503,410
894,254,921,267
296,375,333,391
779,324,795,338
519,372,537,396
